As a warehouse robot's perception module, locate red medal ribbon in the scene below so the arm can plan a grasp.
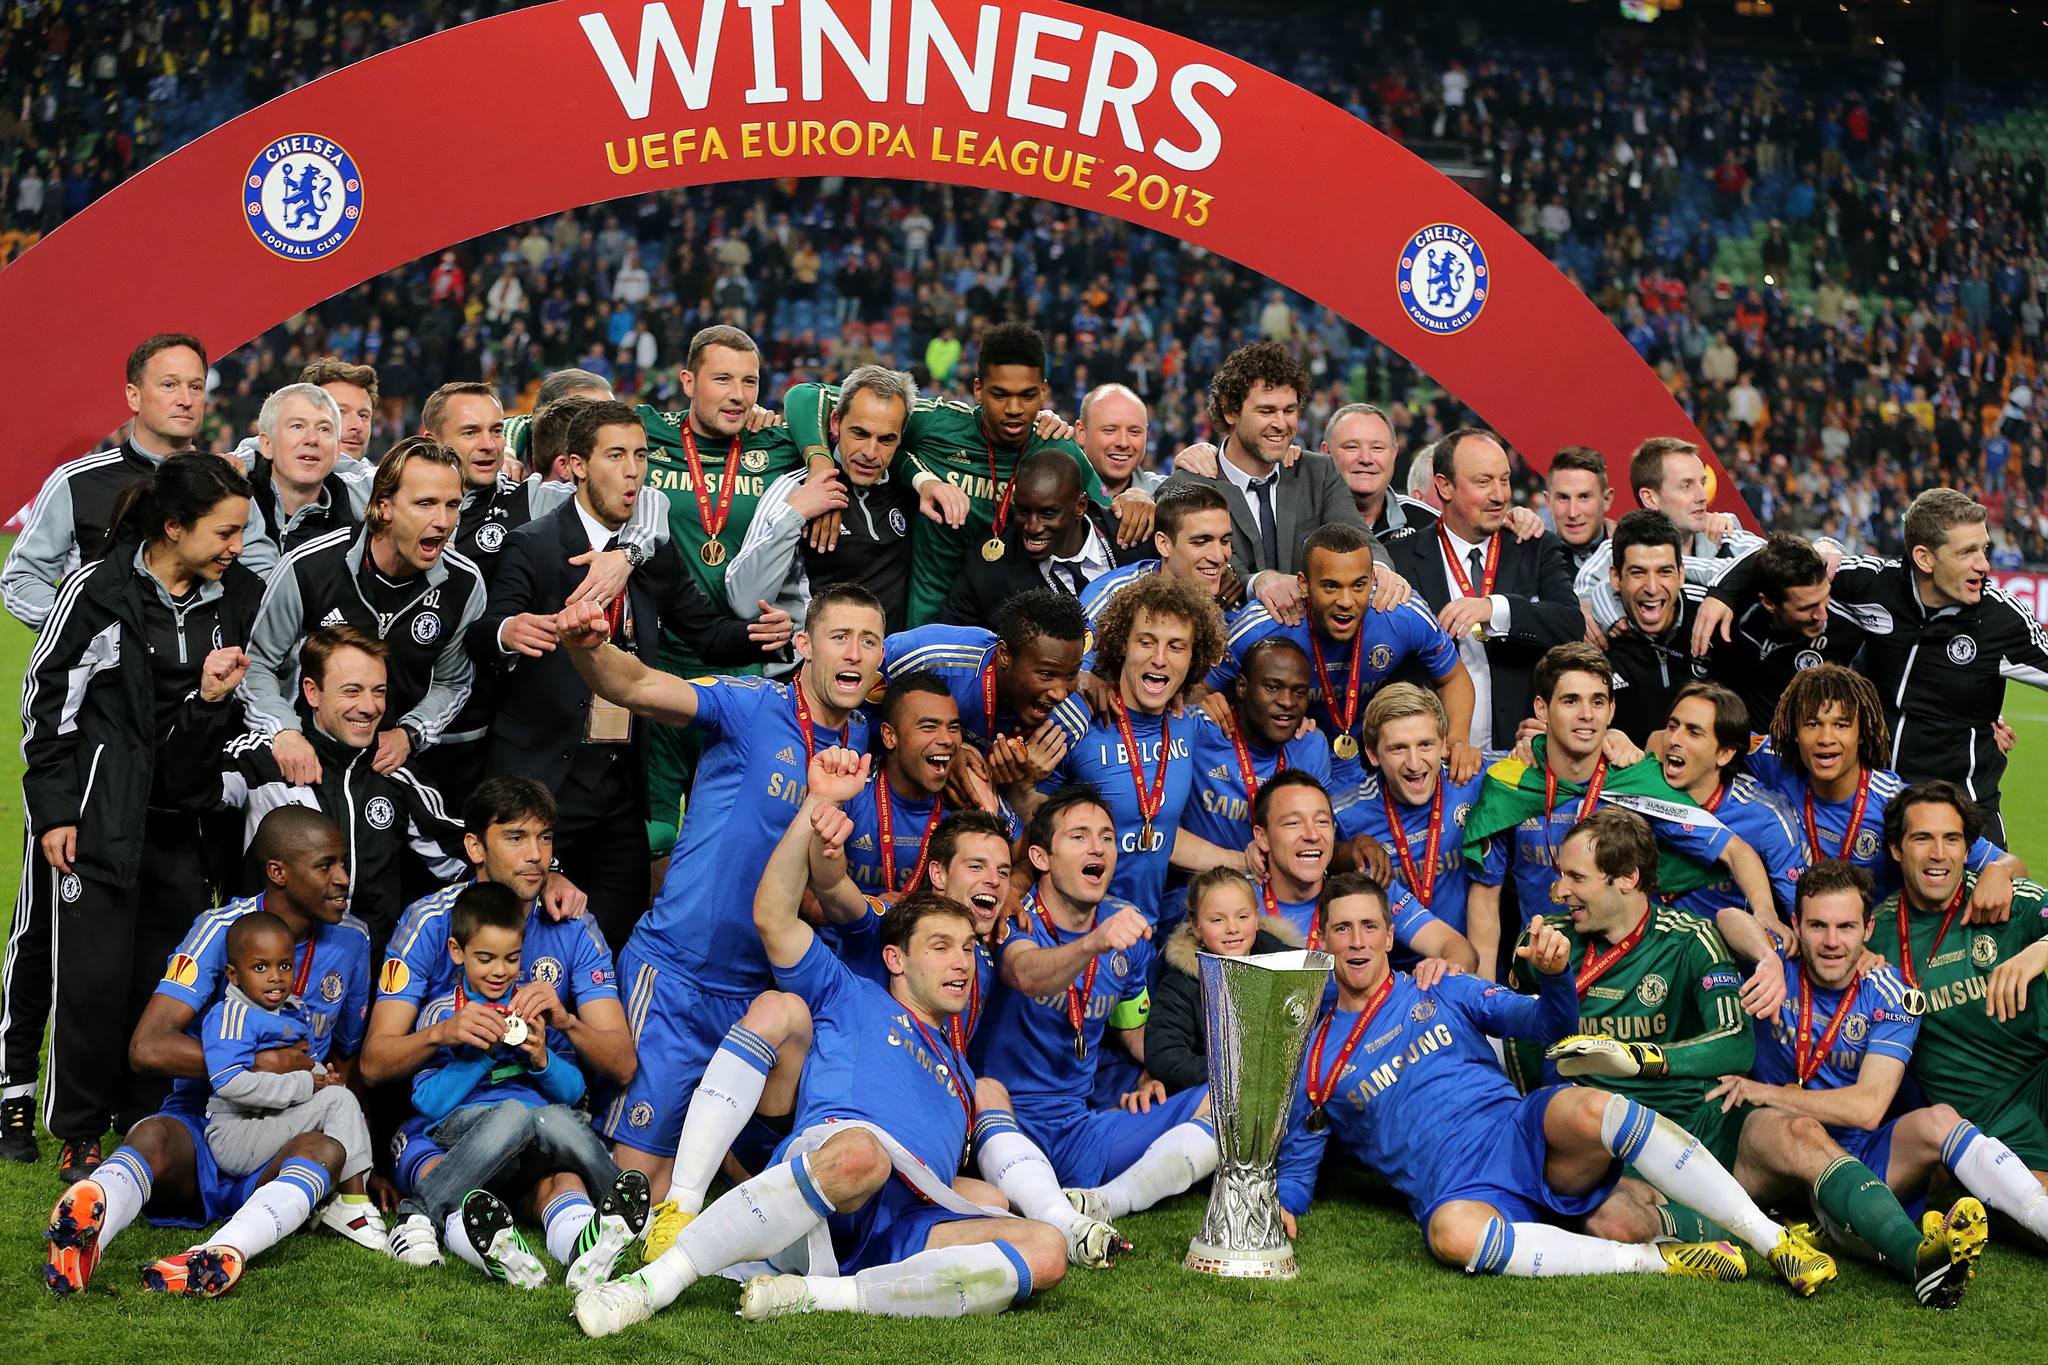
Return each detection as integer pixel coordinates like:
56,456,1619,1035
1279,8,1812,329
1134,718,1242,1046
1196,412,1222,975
1383,779,1445,909
1109,696,1170,835
984,438,1019,540
947,951,985,1054
792,680,848,763
1308,628,1366,746
1792,962,1864,1087
292,933,317,1000
681,426,741,545
1802,768,1873,862
1228,727,1285,808
1304,971,1395,1114
1897,879,1968,989
876,773,945,895
1542,755,1608,868
1439,525,1501,598
903,1010,975,1133
979,645,1001,743
1029,893,1099,1057
1703,783,1726,813
1575,906,1651,995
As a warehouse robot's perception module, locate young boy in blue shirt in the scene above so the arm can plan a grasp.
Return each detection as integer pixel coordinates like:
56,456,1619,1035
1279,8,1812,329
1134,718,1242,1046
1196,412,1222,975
405,882,643,1290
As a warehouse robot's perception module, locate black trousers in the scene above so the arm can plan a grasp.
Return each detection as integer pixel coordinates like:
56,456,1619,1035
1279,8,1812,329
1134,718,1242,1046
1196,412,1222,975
47,811,211,1140
554,746,651,953
1,824,58,1100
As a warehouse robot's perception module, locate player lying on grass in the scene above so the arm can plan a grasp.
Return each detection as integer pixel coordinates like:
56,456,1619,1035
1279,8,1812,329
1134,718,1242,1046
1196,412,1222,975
1276,867,1838,1292
572,778,1074,1336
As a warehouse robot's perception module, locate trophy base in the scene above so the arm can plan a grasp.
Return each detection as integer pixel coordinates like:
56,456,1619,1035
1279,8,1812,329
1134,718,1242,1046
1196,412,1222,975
1183,1238,1299,1279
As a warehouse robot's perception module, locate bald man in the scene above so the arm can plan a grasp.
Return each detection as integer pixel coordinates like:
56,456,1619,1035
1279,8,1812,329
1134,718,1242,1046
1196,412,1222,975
1079,384,1160,499
936,449,1141,625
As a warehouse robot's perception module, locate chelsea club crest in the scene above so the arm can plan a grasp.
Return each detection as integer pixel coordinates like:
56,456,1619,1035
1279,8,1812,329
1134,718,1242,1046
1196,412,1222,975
243,134,363,262
1397,224,1489,334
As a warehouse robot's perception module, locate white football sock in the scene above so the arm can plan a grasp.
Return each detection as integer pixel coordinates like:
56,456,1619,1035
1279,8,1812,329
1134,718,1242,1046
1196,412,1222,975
1946,1121,2048,1238
1091,1120,1217,1220
975,1111,1086,1227
670,1026,776,1215
444,1210,492,1274
543,1189,596,1264
212,1159,328,1261
1600,1093,1783,1256
642,1154,831,1310
842,1241,1026,1316
92,1146,153,1249
1465,1217,1665,1276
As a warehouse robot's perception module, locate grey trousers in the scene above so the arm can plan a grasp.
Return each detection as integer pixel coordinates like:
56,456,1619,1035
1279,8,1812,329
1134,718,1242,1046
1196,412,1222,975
206,1085,373,1183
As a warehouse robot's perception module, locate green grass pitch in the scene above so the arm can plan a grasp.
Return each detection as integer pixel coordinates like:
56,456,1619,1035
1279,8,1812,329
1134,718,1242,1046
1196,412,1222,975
3,584,2047,1363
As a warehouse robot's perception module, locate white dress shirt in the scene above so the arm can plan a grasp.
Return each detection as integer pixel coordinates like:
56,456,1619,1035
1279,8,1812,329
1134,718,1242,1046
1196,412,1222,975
1436,523,1511,749
1041,518,1114,595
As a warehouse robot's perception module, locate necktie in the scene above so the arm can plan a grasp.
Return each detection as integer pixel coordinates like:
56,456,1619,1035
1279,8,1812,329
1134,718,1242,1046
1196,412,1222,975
1061,562,1088,596
1467,545,1485,595
1254,475,1280,571
601,535,627,638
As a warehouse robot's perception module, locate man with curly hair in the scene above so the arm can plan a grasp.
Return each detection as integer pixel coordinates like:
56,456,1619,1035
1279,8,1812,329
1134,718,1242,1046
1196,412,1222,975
1162,340,1375,616
1006,575,1235,922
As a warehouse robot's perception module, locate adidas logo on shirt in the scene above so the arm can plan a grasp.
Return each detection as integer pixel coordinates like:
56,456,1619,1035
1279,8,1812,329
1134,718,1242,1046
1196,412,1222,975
777,747,798,765
852,834,874,850
319,608,347,627
1210,765,1232,781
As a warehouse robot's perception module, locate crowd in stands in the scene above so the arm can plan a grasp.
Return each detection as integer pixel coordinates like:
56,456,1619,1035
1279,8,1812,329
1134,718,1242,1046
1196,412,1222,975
7,1,2048,562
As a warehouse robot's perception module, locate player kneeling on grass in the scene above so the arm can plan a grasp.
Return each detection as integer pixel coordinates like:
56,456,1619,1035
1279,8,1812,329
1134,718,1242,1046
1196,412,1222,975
573,779,1070,1337
405,882,648,1290
1706,858,2040,1263
1535,811,1983,1307
1274,870,1834,1292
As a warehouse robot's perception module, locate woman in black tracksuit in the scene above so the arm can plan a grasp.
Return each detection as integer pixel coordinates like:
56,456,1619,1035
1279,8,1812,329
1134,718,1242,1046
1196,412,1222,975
22,453,265,1177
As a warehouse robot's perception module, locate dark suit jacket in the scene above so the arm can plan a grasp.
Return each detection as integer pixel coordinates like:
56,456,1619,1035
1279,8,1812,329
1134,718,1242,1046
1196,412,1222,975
1162,452,1378,581
1385,522,1582,743
933,503,1146,627
469,501,762,796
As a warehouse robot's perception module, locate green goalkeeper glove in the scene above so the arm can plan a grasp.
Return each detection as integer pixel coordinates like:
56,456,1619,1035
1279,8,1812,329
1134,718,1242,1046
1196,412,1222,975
1545,1034,1668,1080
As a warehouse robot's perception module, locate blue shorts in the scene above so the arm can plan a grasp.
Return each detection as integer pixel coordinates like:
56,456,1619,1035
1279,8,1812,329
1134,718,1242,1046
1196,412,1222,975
828,1174,983,1273
597,942,753,1156
1833,1116,1927,1218
1418,1085,1619,1235
1020,1085,1209,1188
142,1105,270,1230
391,1115,445,1195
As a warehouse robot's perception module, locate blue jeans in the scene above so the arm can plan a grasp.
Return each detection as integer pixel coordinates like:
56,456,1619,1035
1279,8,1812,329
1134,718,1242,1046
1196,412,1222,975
408,1101,620,1224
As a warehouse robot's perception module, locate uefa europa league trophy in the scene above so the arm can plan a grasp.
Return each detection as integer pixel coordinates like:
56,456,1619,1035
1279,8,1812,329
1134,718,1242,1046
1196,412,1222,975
1184,948,1333,1279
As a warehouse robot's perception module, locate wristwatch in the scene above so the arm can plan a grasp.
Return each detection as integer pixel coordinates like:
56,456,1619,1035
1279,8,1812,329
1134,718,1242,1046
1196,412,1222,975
620,539,650,569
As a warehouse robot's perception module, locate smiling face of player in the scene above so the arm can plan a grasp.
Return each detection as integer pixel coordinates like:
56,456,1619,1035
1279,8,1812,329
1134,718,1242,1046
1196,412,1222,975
1194,879,1260,957
1326,408,1397,503
377,459,463,575
1323,892,1393,1005
1536,668,1614,775
1367,711,1446,807
883,689,963,800
1156,508,1232,597
1892,797,1971,915
1435,434,1512,540
1117,608,1193,715
684,343,760,441
797,601,887,724
431,392,507,491
1553,829,1639,941
1235,646,1311,749
1031,800,1118,921
1255,785,1334,900
1914,518,1991,609
883,904,980,1024
1613,541,1683,636
974,364,1047,450
996,633,1081,734
1081,388,1149,494
1302,543,1376,645
926,832,1013,940
1795,699,1862,798
831,387,907,487
1225,380,1300,471
302,644,388,750
1547,467,1610,548
464,814,554,905
322,381,375,462
127,344,207,452
1797,887,1870,992
1660,694,1736,801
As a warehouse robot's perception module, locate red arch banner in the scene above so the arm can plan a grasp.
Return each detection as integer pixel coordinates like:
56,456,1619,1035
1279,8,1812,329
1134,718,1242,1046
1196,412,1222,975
0,0,1743,522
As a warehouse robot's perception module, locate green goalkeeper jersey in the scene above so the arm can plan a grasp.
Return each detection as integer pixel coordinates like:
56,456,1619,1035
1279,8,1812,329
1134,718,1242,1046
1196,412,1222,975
1507,908,1754,1115
1872,872,2048,1123
782,382,1107,626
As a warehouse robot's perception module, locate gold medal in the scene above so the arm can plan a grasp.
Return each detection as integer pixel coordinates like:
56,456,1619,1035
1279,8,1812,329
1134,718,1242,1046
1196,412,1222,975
1304,1106,1328,1134
1140,820,1154,846
982,537,1006,562
700,538,728,567
1332,733,1359,760
1074,1034,1088,1062
501,1015,528,1047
